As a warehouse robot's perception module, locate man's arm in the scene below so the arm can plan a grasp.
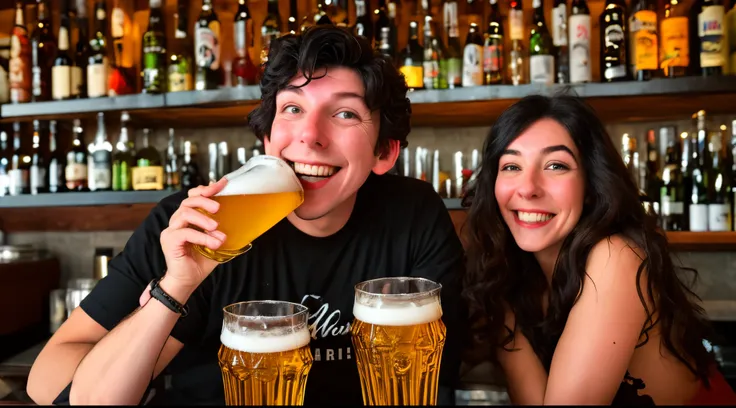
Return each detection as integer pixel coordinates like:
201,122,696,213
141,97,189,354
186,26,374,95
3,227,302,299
27,306,184,405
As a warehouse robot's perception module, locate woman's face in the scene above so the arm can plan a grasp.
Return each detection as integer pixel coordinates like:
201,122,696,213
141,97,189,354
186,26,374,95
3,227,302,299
494,118,586,259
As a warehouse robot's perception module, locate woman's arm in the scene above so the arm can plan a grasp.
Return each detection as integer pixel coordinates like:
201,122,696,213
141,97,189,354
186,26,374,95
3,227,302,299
543,235,650,404
496,306,548,405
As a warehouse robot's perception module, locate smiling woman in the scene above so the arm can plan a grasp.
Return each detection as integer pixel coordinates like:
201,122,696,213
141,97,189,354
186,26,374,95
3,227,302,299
461,94,736,405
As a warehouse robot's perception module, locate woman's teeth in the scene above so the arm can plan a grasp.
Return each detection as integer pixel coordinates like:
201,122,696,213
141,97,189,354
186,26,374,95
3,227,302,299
517,211,554,223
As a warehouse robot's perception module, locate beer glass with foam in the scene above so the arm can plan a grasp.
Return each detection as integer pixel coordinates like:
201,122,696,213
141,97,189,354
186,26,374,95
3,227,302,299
192,155,304,263
350,277,446,405
218,301,314,406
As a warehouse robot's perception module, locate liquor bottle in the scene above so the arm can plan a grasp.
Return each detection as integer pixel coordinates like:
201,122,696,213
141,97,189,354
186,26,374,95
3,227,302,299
689,110,709,231
169,0,193,92
568,0,591,83
74,14,89,98
30,120,48,195
87,0,109,98
377,27,396,64
9,122,31,196
165,129,180,190
142,0,167,93
195,0,223,90
508,0,526,85
661,0,689,77
66,119,88,191
552,0,569,83
354,0,374,44
288,0,299,34
260,0,283,66
629,0,659,81
108,0,137,96
375,0,397,55
47,120,66,193
424,15,448,90
463,23,485,87
600,0,629,82
698,0,726,76
400,21,424,89
112,111,135,191
530,0,555,85
31,0,56,102
442,0,462,87
660,126,685,231
727,0,736,73
0,131,9,197
9,1,32,104
233,0,258,86
643,128,661,216
180,140,203,190
87,112,113,191
484,0,504,85
689,0,703,75
53,12,74,100
708,130,731,230
133,128,164,191
622,133,640,190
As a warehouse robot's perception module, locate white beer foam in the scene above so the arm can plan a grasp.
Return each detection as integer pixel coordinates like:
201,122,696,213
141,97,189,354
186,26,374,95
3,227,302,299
220,326,311,353
353,300,442,327
217,155,302,197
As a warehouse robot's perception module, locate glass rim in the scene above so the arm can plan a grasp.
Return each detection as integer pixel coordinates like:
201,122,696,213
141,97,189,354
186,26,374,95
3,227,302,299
222,300,310,322
354,277,442,298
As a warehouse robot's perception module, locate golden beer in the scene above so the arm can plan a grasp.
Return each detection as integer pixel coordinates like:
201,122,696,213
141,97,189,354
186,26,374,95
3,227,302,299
351,278,446,406
193,155,304,263
218,301,314,406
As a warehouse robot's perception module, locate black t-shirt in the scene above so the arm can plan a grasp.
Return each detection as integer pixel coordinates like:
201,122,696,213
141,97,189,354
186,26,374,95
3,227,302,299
77,173,467,406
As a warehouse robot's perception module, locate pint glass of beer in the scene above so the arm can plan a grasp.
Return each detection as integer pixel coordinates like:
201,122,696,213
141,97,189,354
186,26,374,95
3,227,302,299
351,277,446,405
218,301,314,406
192,155,304,263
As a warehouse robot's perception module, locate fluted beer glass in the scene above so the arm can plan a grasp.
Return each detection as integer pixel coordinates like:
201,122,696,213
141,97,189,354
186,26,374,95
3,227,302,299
218,301,313,406
351,277,446,405
193,155,304,263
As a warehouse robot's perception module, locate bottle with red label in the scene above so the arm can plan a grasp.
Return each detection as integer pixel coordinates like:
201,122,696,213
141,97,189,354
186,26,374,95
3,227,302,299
9,0,32,104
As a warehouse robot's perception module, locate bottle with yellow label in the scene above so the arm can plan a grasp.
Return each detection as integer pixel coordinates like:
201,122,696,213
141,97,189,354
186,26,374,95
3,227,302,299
661,0,690,77
629,0,659,80
132,128,164,191
399,20,424,90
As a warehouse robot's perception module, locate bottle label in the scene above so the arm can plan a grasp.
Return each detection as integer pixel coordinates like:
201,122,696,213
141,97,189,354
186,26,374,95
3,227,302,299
196,22,221,70
462,44,484,86
661,17,689,72
552,4,567,46
629,10,658,71
569,14,591,83
708,203,731,231
30,165,46,192
168,67,192,92
65,163,87,182
509,9,524,40
49,161,60,191
660,197,684,216
9,25,31,103
689,203,709,232
443,2,459,38
235,20,247,54
699,5,725,68
71,66,81,96
87,59,109,97
52,65,71,100
400,65,423,88
8,169,28,195
484,43,503,73
446,57,462,86
423,60,439,89
111,7,125,38
132,166,164,190
530,55,555,85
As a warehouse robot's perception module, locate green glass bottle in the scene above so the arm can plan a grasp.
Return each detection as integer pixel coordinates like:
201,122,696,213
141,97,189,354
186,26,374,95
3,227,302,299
112,111,135,191
142,0,167,93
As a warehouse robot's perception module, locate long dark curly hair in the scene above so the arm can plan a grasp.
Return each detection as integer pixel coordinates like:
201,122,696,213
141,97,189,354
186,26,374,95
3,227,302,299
461,94,714,385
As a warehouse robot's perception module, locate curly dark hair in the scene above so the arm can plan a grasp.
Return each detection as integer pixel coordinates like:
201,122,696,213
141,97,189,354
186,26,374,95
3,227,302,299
461,94,714,386
247,25,412,154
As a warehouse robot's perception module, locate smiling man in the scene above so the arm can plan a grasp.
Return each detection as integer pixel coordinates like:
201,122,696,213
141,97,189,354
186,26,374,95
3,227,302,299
27,26,466,406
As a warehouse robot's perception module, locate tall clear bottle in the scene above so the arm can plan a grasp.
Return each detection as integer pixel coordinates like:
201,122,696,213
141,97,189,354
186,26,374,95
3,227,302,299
484,0,504,84
552,0,569,83
112,111,135,191
530,0,555,85
88,112,113,191
508,0,526,85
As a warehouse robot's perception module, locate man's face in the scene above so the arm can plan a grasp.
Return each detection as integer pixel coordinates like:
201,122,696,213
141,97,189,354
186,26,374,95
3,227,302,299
264,66,398,225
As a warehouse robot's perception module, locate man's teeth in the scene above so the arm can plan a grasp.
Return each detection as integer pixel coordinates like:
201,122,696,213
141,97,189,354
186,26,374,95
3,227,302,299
517,211,554,223
292,162,337,177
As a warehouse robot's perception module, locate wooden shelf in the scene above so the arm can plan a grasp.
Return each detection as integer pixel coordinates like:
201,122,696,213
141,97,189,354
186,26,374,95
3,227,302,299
3,76,736,128
0,194,733,252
